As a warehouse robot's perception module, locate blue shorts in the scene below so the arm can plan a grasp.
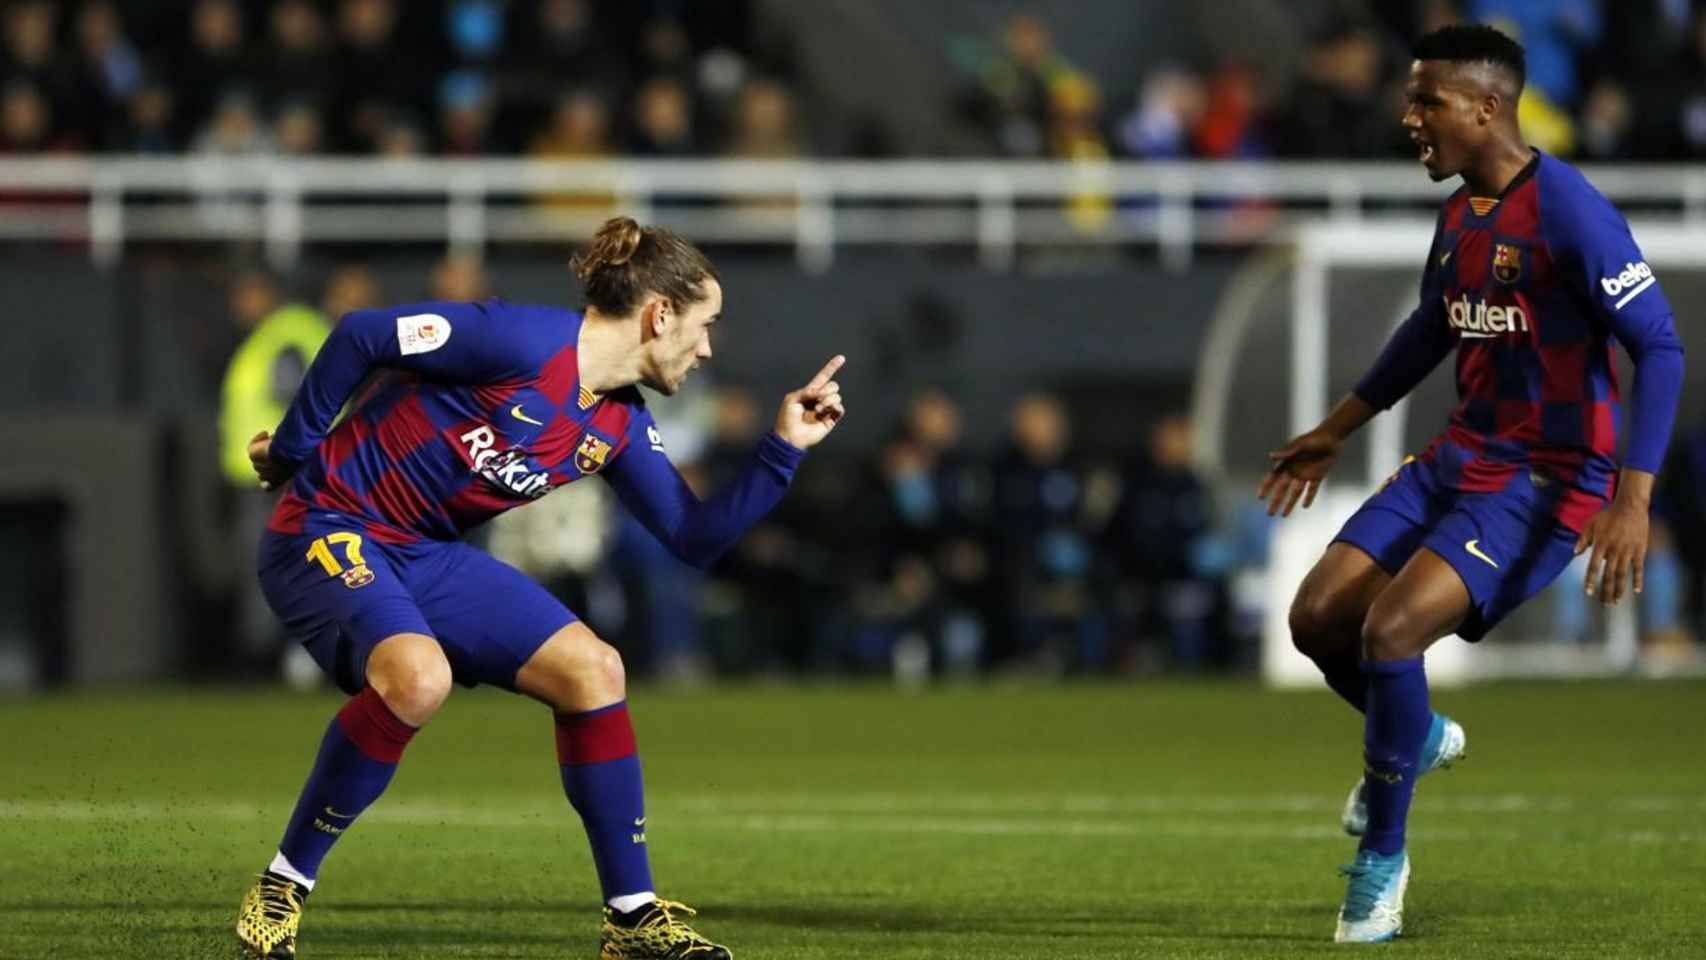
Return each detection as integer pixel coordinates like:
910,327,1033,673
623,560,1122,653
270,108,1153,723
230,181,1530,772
1333,458,1580,642
257,515,576,694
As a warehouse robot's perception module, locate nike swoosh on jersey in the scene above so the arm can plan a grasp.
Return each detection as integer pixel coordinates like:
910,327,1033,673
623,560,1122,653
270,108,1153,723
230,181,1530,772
511,404,544,426
1465,539,1499,569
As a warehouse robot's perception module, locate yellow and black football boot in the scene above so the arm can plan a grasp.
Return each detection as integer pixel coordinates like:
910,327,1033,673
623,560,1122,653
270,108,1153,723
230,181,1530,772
236,870,309,958
598,898,731,960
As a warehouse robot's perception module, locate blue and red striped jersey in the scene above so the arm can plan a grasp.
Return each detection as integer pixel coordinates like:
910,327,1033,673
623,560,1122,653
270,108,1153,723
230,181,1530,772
266,299,804,566
1353,150,1685,531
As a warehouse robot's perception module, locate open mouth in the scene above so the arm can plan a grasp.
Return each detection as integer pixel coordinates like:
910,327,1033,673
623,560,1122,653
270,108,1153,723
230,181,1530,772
1414,137,1435,164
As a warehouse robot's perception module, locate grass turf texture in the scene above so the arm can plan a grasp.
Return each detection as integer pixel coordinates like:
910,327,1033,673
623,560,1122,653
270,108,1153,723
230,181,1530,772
3,680,1704,959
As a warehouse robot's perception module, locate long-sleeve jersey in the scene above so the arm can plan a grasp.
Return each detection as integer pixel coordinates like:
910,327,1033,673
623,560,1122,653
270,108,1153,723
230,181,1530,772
1352,150,1685,531
266,299,804,568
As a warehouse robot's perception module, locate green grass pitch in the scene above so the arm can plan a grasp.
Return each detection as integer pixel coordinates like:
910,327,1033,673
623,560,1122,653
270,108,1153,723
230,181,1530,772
3,679,1704,958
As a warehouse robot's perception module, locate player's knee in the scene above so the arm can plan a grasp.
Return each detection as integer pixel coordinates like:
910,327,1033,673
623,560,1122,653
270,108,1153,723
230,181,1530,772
1360,610,1420,663
1289,589,1342,657
577,640,626,695
372,652,453,724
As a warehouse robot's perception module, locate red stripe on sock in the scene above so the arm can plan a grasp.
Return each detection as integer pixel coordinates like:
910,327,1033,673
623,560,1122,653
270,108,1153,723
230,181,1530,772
554,702,638,766
336,686,417,763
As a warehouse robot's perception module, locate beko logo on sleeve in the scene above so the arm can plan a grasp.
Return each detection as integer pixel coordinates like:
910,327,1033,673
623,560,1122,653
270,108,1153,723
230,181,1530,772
1599,261,1655,310
397,313,452,355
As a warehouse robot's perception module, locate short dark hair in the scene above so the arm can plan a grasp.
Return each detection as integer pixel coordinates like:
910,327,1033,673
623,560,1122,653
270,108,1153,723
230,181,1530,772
1412,24,1526,92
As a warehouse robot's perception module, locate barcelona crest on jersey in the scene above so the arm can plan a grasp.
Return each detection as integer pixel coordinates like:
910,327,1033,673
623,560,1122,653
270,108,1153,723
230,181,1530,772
1493,243,1522,284
575,434,613,474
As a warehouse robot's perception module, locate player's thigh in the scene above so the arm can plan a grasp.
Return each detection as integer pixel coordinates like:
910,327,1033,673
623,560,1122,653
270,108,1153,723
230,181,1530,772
1417,489,1580,644
1291,541,1393,644
513,621,626,713
257,527,435,695
401,542,578,691
1362,547,1474,662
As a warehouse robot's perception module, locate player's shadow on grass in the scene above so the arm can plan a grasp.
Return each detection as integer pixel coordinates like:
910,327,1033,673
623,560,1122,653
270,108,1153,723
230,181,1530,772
714,901,1329,944
713,903,1202,938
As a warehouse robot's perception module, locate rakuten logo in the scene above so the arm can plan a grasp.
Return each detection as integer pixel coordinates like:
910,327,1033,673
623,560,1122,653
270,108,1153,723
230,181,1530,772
1443,293,1528,339
460,425,553,498
1600,261,1655,310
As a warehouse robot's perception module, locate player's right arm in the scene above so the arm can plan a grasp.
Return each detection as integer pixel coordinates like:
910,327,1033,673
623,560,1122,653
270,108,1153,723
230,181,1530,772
257,301,546,483
1260,216,1455,516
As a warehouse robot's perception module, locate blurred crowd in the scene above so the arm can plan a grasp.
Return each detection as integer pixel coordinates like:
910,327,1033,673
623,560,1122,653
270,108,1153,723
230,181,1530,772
955,1,1706,163
3,0,1704,163
0,0,804,160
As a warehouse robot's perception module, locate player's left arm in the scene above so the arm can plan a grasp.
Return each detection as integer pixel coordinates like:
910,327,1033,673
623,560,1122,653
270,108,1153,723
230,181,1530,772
601,356,845,569
1552,197,1686,605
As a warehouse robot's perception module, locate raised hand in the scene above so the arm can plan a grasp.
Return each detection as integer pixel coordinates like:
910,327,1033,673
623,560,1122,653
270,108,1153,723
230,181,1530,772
774,355,846,449
1257,429,1343,517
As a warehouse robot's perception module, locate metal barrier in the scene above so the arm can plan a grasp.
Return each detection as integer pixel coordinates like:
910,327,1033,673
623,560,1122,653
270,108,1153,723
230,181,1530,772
1,156,1704,271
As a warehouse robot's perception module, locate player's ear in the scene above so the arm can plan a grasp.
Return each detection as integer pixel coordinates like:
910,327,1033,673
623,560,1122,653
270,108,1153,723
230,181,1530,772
644,295,670,336
1478,92,1501,126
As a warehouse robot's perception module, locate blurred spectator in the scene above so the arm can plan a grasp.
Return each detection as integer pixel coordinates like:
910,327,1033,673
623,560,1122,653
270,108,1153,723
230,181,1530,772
953,12,1092,158
273,97,323,156
724,78,800,158
1466,0,1599,108
1116,67,1206,159
876,389,995,675
1193,62,1268,159
1103,412,1232,669
335,0,415,152
429,250,490,301
320,261,381,320
532,89,614,159
73,1,141,146
438,69,495,156
121,77,176,153
1646,9,1706,159
695,379,826,668
636,16,695,87
1577,80,1634,161
2,1,79,137
376,108,426,158
992,392,1101,669
178,0,251,139
446,0,506,64
0,79,59,153
193,89,270,157
218,267,330,676
508,0,626,121
1272,23,1393,159
262,0,333,110
628,75,696,156
528,89,617,212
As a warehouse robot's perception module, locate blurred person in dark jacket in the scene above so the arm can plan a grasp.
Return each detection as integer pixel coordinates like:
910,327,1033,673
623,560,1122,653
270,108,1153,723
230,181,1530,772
992,392,1102,670
1104,411,1232,670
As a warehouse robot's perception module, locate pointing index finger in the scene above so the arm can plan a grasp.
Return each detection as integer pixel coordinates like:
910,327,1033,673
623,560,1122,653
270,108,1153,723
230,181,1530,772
805,355,846,392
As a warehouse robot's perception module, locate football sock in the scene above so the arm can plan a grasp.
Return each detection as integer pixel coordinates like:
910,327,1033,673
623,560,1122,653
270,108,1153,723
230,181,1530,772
275,686,417,882
556,701,655,906
1310,649,1368,712
609,893,659,918
1360,656,1430,856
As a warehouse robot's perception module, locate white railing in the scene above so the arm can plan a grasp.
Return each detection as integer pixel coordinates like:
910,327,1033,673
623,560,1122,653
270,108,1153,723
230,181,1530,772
0,156,1704,271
